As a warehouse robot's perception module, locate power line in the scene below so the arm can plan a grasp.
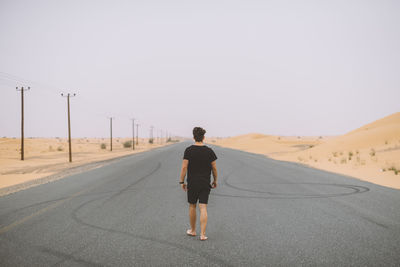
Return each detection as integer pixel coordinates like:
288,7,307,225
61,93,76,162
3,71,178,140
16,86,30,160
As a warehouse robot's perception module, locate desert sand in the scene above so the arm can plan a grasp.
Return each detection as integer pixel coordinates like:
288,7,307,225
213,112,400,189
0,137,175,190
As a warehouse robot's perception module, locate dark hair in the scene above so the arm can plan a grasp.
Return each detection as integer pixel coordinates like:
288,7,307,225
193,127,206,142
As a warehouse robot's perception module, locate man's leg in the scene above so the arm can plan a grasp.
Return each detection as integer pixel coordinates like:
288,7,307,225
199,203,208,238
189,203,197,233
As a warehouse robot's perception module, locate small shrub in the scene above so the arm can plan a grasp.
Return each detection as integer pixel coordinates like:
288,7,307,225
314,159,318,162
309,145,314,148
332,152,338,157
100,143,106,149
341,158,347,164
123,141,132,148
348,151,353,160
149,138,154,144
388,166,399,175
57,146,63,151
297,156,303,161
49,145,53,151
370,148,376,157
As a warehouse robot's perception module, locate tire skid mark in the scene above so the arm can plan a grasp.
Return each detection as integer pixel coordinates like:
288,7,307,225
0,160,162,235
214,155,370,200
1,161,162,220
101,162,162,205
71,188,231,266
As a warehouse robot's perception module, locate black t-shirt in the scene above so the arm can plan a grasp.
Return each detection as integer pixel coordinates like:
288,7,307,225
183,145,217,188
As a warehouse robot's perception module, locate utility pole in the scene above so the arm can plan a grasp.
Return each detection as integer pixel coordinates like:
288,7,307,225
61,93,76,162
136,124,139,145
109,117,114,151
131,118,135,150
150,126,154,144
16,86,30,160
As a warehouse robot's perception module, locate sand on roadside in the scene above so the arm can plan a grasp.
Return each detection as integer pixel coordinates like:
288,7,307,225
212,112,400,189
0,137,177,190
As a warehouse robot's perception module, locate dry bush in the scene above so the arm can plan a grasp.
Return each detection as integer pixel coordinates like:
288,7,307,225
348,151,353,160
370,148,376,157
123,141,132,148
388,166,399,175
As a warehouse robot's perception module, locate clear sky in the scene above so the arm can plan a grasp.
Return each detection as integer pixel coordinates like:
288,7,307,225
1,0,399,138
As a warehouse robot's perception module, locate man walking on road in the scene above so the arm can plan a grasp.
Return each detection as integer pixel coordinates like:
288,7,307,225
179,127,218,241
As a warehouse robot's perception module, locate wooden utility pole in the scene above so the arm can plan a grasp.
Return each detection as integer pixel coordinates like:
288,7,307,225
16,86,30,160
131,118,135,150
150,126,154,144
109,117,113,151
136,124,139,145
61,93,76,162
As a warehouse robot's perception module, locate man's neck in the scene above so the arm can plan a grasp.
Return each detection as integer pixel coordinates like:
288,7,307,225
194,142,204,146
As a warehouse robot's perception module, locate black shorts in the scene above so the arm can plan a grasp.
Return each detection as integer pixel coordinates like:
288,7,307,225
187,185,211,204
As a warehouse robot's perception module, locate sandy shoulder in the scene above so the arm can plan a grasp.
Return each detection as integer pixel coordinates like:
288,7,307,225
0,137,176,196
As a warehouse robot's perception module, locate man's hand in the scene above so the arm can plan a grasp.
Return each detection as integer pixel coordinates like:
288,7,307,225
211,181,217,189
181,183,187,192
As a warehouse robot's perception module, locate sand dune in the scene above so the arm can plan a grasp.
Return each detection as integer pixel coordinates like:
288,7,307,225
213,112,400,189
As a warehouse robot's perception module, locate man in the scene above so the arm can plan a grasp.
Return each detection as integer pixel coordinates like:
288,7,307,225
179,127,218,241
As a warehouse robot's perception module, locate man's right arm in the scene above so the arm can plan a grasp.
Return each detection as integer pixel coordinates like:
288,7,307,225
211,160,218,188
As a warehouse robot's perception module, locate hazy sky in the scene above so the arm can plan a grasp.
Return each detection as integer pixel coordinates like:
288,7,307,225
1,0,399,138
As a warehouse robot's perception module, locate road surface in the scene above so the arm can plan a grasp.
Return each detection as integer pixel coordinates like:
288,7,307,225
1,142,399,266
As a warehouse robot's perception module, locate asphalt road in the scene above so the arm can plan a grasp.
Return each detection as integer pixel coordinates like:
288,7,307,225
1,142,399,266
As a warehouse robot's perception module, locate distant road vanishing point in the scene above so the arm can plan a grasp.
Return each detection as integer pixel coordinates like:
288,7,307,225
1,142,399,266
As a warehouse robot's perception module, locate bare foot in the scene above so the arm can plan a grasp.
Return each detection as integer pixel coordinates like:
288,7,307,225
200,235,208,241
186,229,196,236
